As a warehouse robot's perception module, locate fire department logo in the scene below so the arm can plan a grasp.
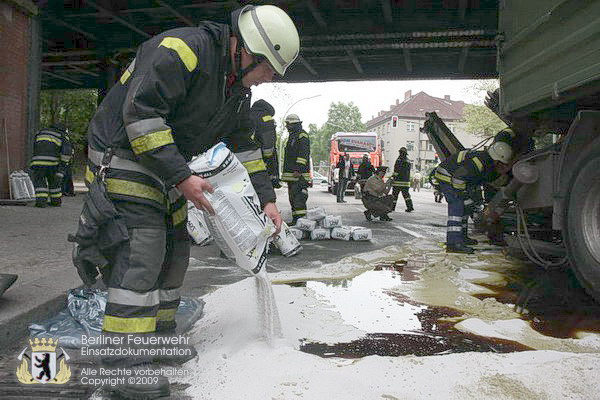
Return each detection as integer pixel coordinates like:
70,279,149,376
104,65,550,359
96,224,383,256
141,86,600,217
16,338,71,384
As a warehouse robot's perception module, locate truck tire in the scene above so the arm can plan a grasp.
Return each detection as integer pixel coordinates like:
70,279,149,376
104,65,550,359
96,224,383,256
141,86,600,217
565,139,600,302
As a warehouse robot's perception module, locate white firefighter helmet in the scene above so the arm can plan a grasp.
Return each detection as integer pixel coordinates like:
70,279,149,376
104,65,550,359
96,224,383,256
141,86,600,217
488,141,513,163
285,114,302,124
237,5,300,76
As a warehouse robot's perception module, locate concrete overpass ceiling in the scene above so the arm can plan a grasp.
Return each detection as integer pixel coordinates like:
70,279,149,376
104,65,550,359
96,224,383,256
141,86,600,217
38,0,499,89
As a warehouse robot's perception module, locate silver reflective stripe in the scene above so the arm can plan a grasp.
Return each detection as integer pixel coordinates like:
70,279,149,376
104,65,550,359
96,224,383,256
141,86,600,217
125,118,170,141
168,187,183,204
436,167,450,176
88,147,164,189
35,187,49,192
39,130,62,139
452,177,465,185
464,199,474,205
448,216,462,222
49,188,62,193
250,7,287,69
108,288,160,307
262,147,274,156
159,288,180,303
447,226,462,232
32,155,60,161
235,149,262,162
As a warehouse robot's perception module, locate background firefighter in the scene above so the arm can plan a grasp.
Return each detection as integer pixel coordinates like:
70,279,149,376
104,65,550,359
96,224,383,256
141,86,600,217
71,5,299,398
391,147,414,212
281,114,311,224
30,123,72,208
250,99,281,189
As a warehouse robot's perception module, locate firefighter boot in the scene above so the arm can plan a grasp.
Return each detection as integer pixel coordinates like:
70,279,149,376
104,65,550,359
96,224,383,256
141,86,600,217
35,199,47,208
152,330,198,366
463,236,479,246
49,198,62,207
405,199,414,213
446,243,475,254
111,363,170,399
364,210,373,221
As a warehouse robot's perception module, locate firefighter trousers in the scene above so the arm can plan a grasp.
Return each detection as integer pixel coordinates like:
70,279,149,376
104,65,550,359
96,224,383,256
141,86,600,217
31,166,62,206
439,182,474,246
288,180,308,221
101,199,190,336
392,186,413,211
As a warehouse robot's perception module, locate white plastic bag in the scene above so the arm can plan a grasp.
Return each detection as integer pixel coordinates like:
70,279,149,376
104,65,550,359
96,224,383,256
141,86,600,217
10,171,34,200
322,215,342,229
349,226,373,241
306,207,326,221
331,226,351,241
310,228,331,240
272,221,303,257
186,202,213,246
188,143,274,275
295,218,317,232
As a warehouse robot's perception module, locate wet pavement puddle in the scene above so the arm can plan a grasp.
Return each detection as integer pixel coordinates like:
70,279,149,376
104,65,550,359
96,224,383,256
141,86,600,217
288,258,600,359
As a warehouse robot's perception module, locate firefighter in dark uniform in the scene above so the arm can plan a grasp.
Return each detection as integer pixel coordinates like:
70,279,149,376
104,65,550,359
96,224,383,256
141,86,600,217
392,147,414,212
250,99,280,188
30,123,72,208
281,114,310,224
435,142,513,254
74,5,299,398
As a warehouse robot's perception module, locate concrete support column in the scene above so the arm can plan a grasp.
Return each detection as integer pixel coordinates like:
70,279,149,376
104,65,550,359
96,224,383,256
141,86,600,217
27,14,42,166
97,58,118,106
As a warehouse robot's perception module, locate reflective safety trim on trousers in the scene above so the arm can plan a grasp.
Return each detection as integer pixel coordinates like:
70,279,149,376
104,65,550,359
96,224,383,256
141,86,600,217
31,160,59,167
32,155,60,162
292,210,306,216
159,37,198,72
156,308,177,322
39,130,62,139
448,216,462,222
49,193,62,199
447,226,462,232
130,129,174,155
35,135,62,145
159,288,181,303
235,149,263,163
35,192,49,198
262,147,274,157
103,315,156,334
457,150,468,163
120,58,136,84
392,181,410,187
108,287,160,307
105,178,165,205
262,115,273,122
242,159,267,174
88,148,164,188
472,157,483,172
296,157,307,165
171,204,188,226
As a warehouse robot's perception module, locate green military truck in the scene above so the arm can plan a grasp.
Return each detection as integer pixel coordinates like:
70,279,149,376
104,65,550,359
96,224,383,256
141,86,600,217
497,0,600,300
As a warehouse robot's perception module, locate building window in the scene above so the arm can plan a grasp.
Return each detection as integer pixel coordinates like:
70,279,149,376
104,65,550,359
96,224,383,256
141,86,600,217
428,142,434,151
406,141,414,151
407,121,415,132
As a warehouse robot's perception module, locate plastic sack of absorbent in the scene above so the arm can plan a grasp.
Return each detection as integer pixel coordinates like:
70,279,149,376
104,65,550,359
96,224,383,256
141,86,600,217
322,215,342,229
187,201,213,246
188,143,275,275
289,227,304,241
349,226,373,241
28,288,204,348
295,218,317,232
272,221,303,257
306,207,326,221
310,228,331,240
331,226,351,241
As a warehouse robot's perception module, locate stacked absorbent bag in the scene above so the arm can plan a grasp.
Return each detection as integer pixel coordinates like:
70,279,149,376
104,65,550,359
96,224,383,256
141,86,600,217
292,207,372,242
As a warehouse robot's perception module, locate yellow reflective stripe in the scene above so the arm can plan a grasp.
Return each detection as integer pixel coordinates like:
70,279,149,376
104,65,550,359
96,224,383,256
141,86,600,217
435,172,451,183
35,193,48,198
292,210,306,216
85,165,94,184
120,69,131,84
452,182,466,189
296,157,307,165
159,37,197,72
103,315,156,334
302,173,311,179
130,129,174,155
262,115,273,122
472,157,483,172
36,135,62,145
105,178,165,205
299,133,309,139
31,161,59,166
281,172,298,182
242,159,267,174
457,150,468,163
171,205,188,226
49,192,62,198
392,181,410,187
263,149,274,157
156,308,177,322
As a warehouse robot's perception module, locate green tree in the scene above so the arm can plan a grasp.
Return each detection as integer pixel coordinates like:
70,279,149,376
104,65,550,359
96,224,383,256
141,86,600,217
40,89,98,172
462,80,507,137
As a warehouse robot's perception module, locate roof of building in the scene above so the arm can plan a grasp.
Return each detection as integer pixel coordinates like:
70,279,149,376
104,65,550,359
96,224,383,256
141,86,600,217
366,91,466,128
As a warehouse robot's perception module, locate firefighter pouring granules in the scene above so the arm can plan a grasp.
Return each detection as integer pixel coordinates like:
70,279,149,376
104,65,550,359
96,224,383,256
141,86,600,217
435,142,513,254
281,114,311,225
68,5,299,399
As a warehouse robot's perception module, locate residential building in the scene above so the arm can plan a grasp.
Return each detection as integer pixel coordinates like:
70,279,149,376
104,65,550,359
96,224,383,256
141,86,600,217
365,90,482,172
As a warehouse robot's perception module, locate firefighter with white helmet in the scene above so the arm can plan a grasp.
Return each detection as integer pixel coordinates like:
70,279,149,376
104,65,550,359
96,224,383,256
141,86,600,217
75,5,299,398
435,143,513,254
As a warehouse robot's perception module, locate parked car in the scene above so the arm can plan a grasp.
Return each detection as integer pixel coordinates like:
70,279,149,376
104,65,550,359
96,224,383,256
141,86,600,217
312,171,328,185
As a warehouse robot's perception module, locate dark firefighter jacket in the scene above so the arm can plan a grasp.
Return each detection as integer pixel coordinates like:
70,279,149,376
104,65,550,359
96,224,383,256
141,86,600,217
31,126,72,169
86,22,274,212
392,156,411,187
357,160,375,180
281,124,310,182
250,100,279,181
435,150,497,190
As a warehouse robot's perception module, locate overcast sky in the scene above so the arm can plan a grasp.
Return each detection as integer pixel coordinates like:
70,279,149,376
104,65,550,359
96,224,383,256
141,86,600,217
251,79,496,129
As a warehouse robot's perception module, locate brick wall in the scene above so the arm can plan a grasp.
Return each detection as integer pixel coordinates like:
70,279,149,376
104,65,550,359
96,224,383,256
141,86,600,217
0,2,31,199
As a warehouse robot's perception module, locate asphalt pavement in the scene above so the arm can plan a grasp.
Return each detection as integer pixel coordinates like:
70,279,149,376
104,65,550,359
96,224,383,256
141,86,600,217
0,182,448,349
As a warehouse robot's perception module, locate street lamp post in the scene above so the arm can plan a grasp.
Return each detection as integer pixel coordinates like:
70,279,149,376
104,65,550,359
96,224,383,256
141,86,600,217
282,94,321,121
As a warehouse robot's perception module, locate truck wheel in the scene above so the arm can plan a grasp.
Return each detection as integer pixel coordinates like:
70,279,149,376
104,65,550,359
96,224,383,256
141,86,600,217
565,140,600,301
